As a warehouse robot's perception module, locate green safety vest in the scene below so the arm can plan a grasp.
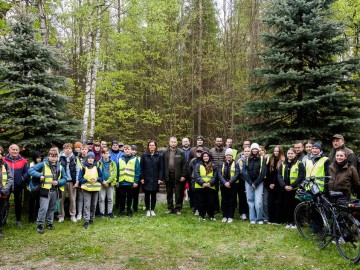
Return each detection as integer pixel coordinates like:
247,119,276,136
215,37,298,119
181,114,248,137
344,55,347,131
118,158,136,183
1,165,7,187
43,163,64,192
76,157,83,170
232,149,238,160
305,157,328,192
98,160,117,186
82,166,101,192
282,160,300,186
195,165,215,189
221,161,238,183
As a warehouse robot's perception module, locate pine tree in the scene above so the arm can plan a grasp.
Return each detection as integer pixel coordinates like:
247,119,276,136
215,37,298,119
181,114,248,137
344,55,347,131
244,0,360,147
0,15,80,149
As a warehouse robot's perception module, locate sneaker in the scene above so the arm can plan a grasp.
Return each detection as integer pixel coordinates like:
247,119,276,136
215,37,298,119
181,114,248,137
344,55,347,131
46,224,54,230
222,217,228,223
71,216,77,223
16,221,22,227
146,211,151,217
194,210,199,216
89,219,94,224
199,217,206,221
210,217,216,221
0,231,3,237
241,214,247,220
257,221,264,225
150,210,156,216
126,211,133,217
264,220,269,224
76,214,82,221
338,237,346,244
290,224,297,229
227,218,234,223
285,224,291,229
250,221,256,224
37,225,44,234
83,222,89,229
176,211,182,215
108,213,114,219
166,210,174,214
58,217,64,223
97,213,104,219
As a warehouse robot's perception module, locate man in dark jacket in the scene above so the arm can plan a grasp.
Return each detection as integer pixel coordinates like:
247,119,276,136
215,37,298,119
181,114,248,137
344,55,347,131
3,144,28,227
328,134,357,167
163,137,187,215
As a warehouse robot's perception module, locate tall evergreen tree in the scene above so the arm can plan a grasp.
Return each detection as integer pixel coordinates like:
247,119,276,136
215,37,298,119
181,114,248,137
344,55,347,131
244,0,360,147
0,15,80,149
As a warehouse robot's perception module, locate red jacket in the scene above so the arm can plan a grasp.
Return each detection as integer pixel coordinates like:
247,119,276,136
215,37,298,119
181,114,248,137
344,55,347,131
3,155,28,187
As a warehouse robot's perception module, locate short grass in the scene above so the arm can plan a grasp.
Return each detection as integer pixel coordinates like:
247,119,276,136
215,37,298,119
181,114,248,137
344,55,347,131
1,202,359,270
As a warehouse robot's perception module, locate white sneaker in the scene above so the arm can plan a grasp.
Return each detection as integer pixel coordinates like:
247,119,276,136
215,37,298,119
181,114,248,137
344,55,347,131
257,221,264,225
241,214,247,220
76,214,82,221
227,218,234,223
146,211,151,217
290,224,297,229
285,224,291,229
194,210,199,216
250,221,256,224
210,217,216,221
58,217,64,223
71,216,77,223
222,217,227,223
150,210,156,216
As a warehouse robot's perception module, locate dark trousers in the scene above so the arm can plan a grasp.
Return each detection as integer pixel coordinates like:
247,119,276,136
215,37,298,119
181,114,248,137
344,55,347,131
237,181,249,216
197,188,216,218
115,185,121,209
119,185,133,214
144,191,157,211
166,172,185,212
191,181,199,211
0,197,7,229
220,186,237,218
12,185,23,222
268,186,282,223
280,189,297,224
132,184,140,212
28,190,40,223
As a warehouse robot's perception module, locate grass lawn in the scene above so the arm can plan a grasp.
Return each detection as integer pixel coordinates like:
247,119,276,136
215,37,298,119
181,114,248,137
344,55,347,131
0,202,358,270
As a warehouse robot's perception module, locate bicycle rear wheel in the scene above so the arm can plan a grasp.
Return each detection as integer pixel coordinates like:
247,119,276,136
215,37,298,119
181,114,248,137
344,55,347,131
294,201,326,241
335,211,360,263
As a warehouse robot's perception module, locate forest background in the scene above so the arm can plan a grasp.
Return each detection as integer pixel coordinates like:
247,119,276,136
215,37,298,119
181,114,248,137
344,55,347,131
0,0,360,153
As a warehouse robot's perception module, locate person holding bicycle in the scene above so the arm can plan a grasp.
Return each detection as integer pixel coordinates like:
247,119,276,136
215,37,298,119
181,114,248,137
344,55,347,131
328,149,360,200
0,146,14,237
278,148,305,228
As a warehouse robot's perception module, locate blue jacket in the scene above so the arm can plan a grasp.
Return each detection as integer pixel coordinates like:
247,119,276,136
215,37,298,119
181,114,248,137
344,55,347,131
110,150,124,164
28,158,67,188
3,155,28,187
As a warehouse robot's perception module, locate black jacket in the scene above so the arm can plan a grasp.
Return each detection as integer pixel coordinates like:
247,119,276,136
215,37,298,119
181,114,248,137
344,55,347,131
217,160,240,186
59,155,77,184
163,147,187,182
140,151,163,192
278,159,305,189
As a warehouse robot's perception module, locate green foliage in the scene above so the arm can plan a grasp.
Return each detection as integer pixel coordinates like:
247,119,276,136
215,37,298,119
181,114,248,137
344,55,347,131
244,0,360,147
0,15,80,149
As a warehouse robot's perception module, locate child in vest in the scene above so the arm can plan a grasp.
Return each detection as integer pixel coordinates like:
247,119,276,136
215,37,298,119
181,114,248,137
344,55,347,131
78,152,103,229
0,146,14,237
117,145,140,216
74,144,88,220
98,148,117,218
28,149,66,234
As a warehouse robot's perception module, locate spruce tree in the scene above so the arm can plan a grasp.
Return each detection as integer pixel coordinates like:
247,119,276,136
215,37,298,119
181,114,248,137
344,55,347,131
244,0,360,147
0,15,80,149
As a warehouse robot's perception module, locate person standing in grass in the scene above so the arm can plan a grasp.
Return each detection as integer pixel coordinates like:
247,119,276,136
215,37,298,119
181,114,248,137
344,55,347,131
28,149,66,234
98,148,117,218
131,145,141,213
117,145,140,216
27,151,43,223
140,140,163,217
74,144,88,220
218,148,240,223
78,152,103,229
194,152,217,221
188,146,204,216
242,143,267,225
0,146,13,237
278,148,305,228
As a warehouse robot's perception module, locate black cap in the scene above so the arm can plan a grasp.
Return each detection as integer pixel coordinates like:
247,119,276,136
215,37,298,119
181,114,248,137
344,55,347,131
196,135,204,140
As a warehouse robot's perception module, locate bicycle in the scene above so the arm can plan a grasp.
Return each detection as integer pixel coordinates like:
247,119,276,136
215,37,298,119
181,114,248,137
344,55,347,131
294,177,360,263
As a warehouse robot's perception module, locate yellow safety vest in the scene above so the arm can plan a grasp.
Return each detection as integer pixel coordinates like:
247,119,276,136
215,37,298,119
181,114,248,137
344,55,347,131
1,165,8,187
221,161,238,183
118,158,136,183
76,157,83,170
232,149,238,160
98,160,117,185
43,163,64,192
306,157,328,191
282,160,300,186
82,166,101,192
195,165,215,189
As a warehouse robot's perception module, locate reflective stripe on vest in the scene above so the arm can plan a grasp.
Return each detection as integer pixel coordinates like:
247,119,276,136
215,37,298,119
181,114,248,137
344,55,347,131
82,166,101,192
119,158,136,183
305,157,328,191
76,157,83,170
195,165,215,189
232,149,238,160
282,160,299,186
1,165,7,187
43,163,64,192
221,162,238,183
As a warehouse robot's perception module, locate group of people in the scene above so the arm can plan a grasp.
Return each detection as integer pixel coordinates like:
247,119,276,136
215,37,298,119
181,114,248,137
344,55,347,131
0,134,359,236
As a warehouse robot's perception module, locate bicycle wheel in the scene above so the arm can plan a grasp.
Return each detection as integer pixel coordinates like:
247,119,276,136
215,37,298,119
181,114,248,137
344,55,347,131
334,211,360,263
294,201,327,241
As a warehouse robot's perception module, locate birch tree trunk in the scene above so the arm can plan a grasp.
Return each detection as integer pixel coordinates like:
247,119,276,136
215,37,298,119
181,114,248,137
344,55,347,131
197,0,203,136
37,0,48,45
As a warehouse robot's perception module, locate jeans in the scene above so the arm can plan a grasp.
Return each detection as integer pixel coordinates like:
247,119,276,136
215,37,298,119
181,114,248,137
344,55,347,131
245,182,264,222
99,185,114,215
